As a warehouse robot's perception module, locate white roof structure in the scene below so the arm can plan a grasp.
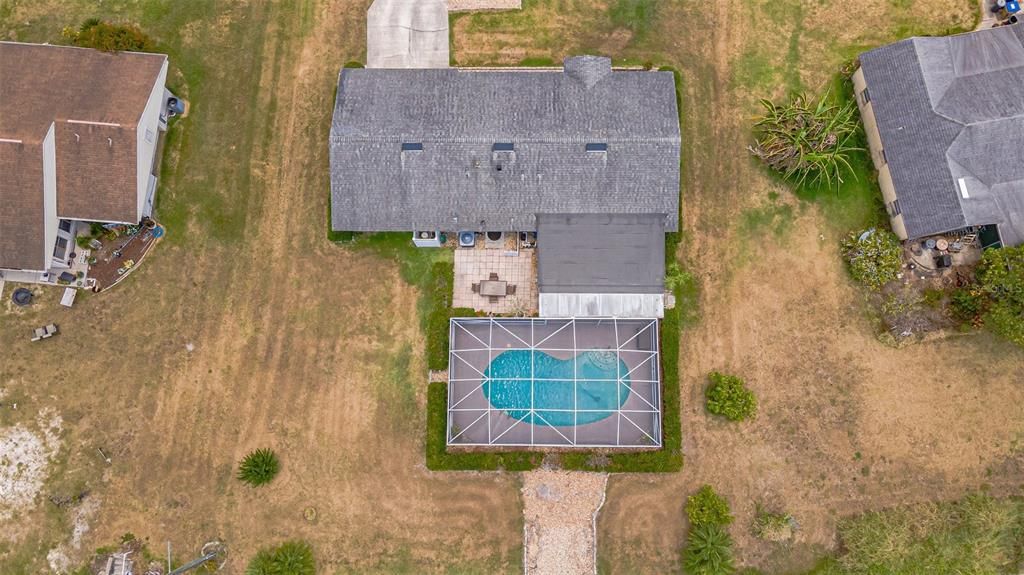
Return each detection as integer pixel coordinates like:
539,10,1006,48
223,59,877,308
447,317,662,448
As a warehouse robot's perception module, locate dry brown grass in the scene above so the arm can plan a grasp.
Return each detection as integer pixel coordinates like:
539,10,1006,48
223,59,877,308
0,2,522,573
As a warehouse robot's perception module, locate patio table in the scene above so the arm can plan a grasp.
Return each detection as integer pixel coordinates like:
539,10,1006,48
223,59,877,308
479,280,507,297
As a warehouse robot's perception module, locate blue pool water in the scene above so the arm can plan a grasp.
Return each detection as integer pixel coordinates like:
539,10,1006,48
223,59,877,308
483,350,630,426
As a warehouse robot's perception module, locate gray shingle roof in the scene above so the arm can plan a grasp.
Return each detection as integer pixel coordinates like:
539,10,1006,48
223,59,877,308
536,213,665,294
329,56,681,232
859,25,1024,244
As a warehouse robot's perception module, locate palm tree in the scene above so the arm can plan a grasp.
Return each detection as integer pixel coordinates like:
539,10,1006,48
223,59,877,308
682,523,735,575
748,91,861,190
237,448,280,487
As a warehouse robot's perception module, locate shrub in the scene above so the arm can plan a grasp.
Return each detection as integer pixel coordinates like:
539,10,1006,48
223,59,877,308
840,229,902,290
237,448,279,487
246,540,314,575
976,245,1024,346
687,485,733,527
705,372,757,422
749,91,861,190
950,287,986,324
68,20,155,52
682,523,735,575
832,492,1024,574
753,506,794,542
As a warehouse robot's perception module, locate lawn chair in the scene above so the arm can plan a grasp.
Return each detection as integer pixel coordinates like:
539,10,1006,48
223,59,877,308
506,284,517,296
472,283,480,293
30,323,58,342
489,272,499,281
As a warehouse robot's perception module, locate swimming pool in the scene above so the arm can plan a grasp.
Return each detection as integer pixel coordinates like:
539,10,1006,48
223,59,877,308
483,350,631,426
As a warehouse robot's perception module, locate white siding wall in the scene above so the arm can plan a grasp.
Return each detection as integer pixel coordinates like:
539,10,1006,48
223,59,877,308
135,59,168,221
42,122,58,271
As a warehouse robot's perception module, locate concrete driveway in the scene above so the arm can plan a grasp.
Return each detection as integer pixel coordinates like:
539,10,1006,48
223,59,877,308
367,0,449,68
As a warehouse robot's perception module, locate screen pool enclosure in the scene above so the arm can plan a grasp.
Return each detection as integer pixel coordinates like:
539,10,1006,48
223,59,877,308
447,317,661,448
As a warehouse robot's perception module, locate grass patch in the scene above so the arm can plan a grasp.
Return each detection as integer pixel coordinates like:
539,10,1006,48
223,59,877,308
608,0,658,39
518,56,556,66
806,492,1024,574
739,202,796,239
731,48,777,90
424,261,474,371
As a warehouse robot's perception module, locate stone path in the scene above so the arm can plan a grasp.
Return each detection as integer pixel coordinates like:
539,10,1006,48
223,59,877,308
978,0,998,30
521,470,608,575
448,0,521,11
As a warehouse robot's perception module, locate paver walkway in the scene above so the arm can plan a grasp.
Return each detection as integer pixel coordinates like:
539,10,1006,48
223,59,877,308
522,470,608,575
978,0,998,29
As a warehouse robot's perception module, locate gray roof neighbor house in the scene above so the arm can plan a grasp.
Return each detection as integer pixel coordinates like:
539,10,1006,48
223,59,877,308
859,24,1024,245
328,56,681,233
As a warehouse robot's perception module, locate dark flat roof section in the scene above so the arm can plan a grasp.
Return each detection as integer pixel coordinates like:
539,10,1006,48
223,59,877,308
536,213,666,294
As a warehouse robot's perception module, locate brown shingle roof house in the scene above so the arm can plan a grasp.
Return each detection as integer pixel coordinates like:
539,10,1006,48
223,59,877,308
0,41,170,278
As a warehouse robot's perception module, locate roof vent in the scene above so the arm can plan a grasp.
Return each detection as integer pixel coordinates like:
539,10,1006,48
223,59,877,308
563,56,612,89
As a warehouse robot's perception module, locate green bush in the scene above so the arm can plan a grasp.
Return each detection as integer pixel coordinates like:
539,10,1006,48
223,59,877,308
519,56,556,66
950,287,986,324
246,540,315,575
237,448,279,487
705,372,757,421
68,20,155,52
840,229,902,290
976,245,1024,346
343,61,365,68
682,523,735,575
687,485,733,527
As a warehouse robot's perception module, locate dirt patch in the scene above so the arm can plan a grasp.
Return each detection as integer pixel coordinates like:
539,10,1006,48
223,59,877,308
0,409,61,522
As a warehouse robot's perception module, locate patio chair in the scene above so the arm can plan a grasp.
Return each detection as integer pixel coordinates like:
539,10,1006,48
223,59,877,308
472,283,480,293
506,284,517,295
30,323,58,342
489,272,499,281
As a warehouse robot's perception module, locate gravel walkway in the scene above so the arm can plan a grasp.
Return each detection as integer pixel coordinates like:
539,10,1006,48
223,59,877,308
521,470,608,575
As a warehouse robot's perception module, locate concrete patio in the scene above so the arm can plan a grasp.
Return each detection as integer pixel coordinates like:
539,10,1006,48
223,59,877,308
453,246,537,315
